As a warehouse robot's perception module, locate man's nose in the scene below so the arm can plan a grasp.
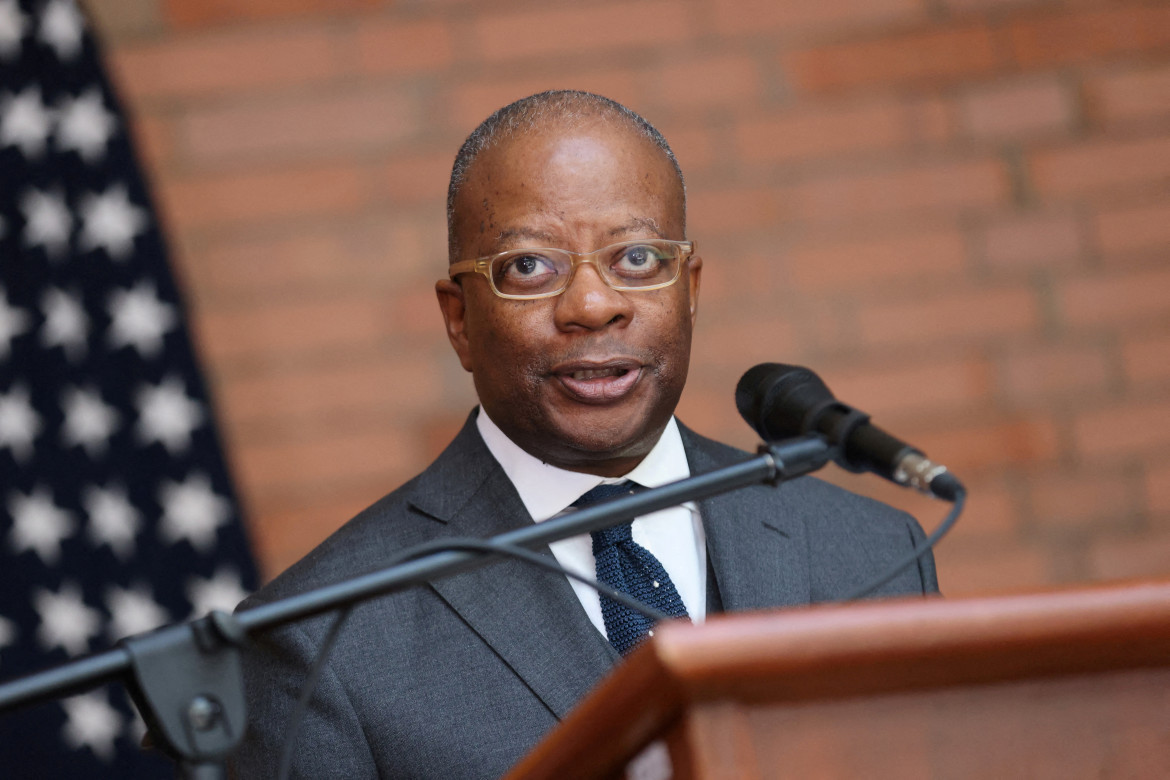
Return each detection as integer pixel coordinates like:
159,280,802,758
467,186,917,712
553,262,633,331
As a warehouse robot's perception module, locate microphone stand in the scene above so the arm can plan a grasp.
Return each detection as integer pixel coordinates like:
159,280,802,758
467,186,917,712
0,436,834,778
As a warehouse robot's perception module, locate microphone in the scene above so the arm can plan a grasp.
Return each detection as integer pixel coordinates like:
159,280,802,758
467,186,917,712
736,363,962,501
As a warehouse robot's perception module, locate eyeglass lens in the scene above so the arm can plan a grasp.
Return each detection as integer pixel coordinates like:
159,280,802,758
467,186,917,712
490,242,682,297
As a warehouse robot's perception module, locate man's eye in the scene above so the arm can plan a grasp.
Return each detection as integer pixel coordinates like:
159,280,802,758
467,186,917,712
612,245,665,275
500,254,557,280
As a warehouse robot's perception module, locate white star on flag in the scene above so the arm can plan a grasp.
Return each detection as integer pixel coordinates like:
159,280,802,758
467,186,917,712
107,280,176,358
8,485,74,565
61,385,119,457
0,0,28,61
105,583,169,640
0,383,42,462
0,85,52,157
40,287,88,360
1,2,259,771
135,375,204,453
0,285,30,358
61,692,123,762
20,187,72,258
159,472,230,553
56,87,115,162
82,483,141,559
38,0,84,61
33,581,100,655
78,183,147,260
187,567,249,617
0,383,42,463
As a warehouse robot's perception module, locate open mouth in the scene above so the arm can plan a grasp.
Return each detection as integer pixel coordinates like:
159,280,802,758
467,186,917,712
555,363,643,403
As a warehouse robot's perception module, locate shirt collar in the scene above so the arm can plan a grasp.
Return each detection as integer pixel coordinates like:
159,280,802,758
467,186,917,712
476,407,692,523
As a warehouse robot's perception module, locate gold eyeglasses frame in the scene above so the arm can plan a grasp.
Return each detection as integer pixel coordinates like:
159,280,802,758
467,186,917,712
447,239,696,300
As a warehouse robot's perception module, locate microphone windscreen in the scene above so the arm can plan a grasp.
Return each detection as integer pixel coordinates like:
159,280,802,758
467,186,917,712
735,363,834,440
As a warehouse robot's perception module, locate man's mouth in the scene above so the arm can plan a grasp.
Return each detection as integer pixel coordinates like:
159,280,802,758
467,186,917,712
569,367,628,381
554,361,643,403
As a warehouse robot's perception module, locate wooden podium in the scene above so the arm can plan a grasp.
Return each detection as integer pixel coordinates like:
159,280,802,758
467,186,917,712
506,580,1170,779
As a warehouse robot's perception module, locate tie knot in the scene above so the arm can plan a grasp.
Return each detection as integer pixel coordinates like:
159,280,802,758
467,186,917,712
571,480,639,508
591,522,633,553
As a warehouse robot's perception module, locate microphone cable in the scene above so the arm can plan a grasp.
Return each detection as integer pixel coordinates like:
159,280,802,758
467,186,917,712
274,537,671,780
841,484,966,602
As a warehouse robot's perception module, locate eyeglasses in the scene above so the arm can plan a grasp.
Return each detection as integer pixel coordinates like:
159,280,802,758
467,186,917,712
448,239,696,300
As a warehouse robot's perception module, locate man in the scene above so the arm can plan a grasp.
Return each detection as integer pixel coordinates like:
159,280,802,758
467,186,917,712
233,91,938,778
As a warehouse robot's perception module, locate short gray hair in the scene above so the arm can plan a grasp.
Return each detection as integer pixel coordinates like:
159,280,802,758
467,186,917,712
446,90,685,260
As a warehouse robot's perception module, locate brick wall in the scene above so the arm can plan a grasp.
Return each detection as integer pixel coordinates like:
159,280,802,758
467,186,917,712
86,0,1170,595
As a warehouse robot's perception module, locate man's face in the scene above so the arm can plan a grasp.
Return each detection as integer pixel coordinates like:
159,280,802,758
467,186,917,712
436,119,701,477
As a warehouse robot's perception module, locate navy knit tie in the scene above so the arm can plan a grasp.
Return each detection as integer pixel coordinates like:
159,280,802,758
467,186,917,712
573,481,690,655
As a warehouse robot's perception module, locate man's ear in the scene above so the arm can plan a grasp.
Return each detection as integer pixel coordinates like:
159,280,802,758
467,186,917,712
435,279,474,372
686,255,702,325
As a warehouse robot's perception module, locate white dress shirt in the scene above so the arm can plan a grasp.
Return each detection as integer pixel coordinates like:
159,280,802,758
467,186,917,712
476,409,707,639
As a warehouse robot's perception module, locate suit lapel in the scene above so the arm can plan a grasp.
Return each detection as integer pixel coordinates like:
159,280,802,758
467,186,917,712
681,425,812,613
405,414,618,719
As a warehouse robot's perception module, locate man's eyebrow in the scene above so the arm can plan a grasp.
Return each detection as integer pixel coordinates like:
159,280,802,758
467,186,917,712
494,227,556,246
609,218,664,238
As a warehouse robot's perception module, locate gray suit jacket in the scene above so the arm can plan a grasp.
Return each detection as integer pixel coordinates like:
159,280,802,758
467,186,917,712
233,414,938,779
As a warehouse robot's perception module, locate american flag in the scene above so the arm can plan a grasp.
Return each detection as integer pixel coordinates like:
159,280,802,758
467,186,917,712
0,0,258,776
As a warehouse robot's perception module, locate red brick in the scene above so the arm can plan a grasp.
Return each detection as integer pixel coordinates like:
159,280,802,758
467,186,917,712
448,71,641,130
128,112,173,172
164,0,379,29
159,164,372,230
384,151,452,205
950,482,1020,543
857,286,1040,348
353,17,454,75
998,344,1113,402
220,355,444,430
474,2,694,63
735,100,908,165
643,54,761,111
980,212,1084,270
110,28,342,100
390,286,449,339
188,218,442,297
787,157,1010,223
934,543,1050,596
657,123,717,176
234,427,416,502
249,485,388,579
911,417,1060,474
783,25,1001,93
959,78,1075,141
820,356,993,419
1087,531,1170,581
785,228,967,291
942,0,1048,12
1058,267,1170,328
1122,333,1170,387
688,187,786,234
193,295,394,364
1007,4,1170,68
905,97,956,146
180,87,418,163
1073,399,1170,461
711,0,922,36
1029,471,1138,530
690,314,800,374
1031,135,1170,198
1147,460,1170,515
1086,64,1170,127
1095,199,1170,260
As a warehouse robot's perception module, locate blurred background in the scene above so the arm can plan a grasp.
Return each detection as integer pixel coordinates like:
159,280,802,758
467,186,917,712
87,0,1170,596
